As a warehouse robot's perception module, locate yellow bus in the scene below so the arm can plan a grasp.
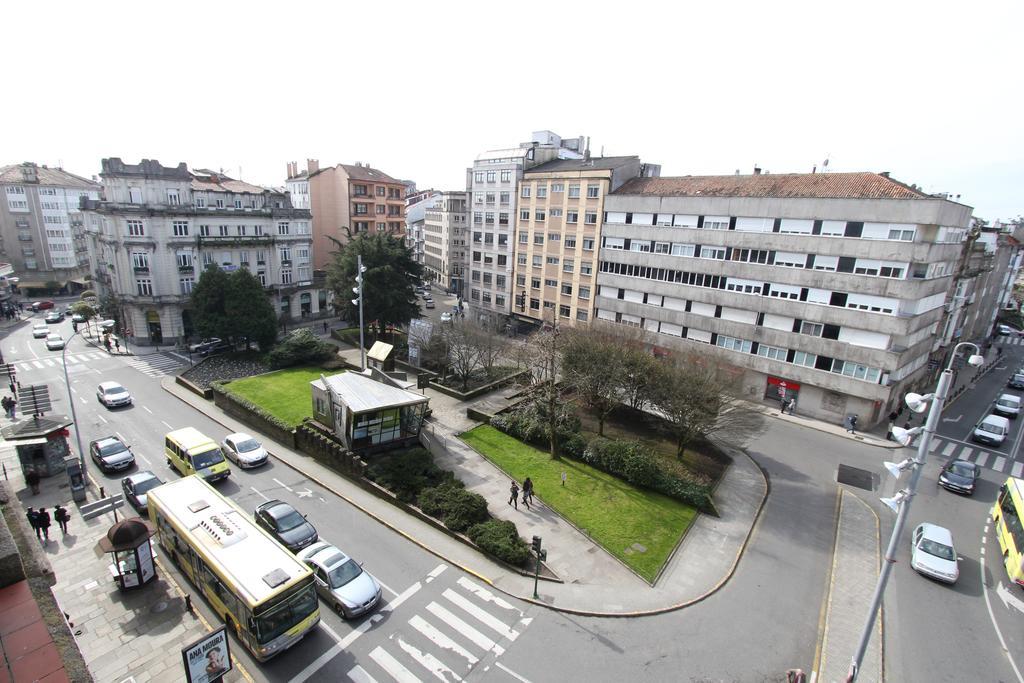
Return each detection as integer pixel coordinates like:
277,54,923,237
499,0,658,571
165,427,231,483
993,476,1024,587
148,476,320,661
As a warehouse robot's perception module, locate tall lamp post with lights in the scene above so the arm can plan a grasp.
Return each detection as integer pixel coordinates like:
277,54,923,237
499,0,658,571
351,256,367,371
60,327,87,473
845,341,984,681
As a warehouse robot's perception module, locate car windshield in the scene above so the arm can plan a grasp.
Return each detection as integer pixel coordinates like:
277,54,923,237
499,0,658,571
104,385,125,395
192,448,225,470
327,558,363,589
253,581,318,645
236,438,260,452
919,539,955,561
274,507,305,532
997,399,1016,407
134,477,161,494
947,462,975,478
99,442,126,457
980,422,1003,434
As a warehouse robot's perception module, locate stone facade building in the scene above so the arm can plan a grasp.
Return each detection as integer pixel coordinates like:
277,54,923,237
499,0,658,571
81,158,327,346
423,191,468,293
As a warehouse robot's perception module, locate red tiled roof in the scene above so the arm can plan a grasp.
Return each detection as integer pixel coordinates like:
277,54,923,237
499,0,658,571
0,164,98,189
614,172,931,200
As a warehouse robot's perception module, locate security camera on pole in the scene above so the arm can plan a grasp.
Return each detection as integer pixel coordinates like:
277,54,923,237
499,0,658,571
845,342,984,682
351,256,367,371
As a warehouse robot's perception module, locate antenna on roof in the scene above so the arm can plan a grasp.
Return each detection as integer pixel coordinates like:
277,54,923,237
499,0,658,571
822,155,830,173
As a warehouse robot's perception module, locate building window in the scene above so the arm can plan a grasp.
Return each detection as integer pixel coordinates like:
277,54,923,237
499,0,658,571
568,185,580,199
561,283,573,295
799,321,823,337
584,212,598,225
177,251,193,268
756,344,787,361
582,237,594,250
578,286,590,299
486,171,496,183
136,278,153,296
536,184,547,199
237,224,247,236
550,208,563,218
218,225,229,236
700,247,726,260
474,172,484,184
500,169,511,183
564,236,576,248
532,255,542,267
180,278,194,294
551,183,564,193
559,305,571,318
792,351,817,368
580,262,593,275
576,310,589,322
195,197,206,208
126,219,144,236
548,232,560,242
281,269,293,285
716,335,752,353
474,212,483,225
132,252,149,270
353,184,368,196
172,221,189,236
517,274,526,286
535,210,546,221
499,192,510,205
567,211,579,224
354,204,368,215
518,254,527,266
521,185,531,198
485,212,494,224
531,277,541,289
234,199,242,209
520,210,531,221
563,259,574,273
586,184,600,198
376,205,386,215
888,229,915,241
376,186,385,197
216,198,224,208
499,212,509,226
547,256,560,265
519,231,528,244
167,189,180,205
496,274,506,289
202,251,215,266
258,272,267,287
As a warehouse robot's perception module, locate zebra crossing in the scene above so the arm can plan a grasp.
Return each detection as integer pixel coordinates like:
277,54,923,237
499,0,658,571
998,334,1024,345
930,435,1024,478
348,573,532,683
12,351,184,378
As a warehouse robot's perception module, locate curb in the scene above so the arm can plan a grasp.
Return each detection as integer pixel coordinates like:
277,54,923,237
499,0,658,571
747,402,902,450
160,377,772,618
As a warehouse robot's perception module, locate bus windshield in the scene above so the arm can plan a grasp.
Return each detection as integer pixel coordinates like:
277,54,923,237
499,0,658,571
254,581,318,644
192,448,226,470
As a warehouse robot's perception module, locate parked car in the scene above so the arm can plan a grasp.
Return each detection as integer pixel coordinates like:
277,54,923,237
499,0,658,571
63,307,73,317
188,337,222,353
440,312,453,323
121,470,163,513
71,313,86,324
254,500,318,552
424,299,435,309
910,523,959,583
998,324,1018,336
994,393,1022,419
32,301,54,311
44,311,63,324
938,459,980,495
96,381,132,408
297,541,382,618
972,414,1010,446
32,324,49,338
45,334,65,351
1009,373,1024,390
221,432,268,468
89,436,136,472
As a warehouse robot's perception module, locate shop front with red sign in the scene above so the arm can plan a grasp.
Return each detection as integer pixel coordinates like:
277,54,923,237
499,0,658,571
765,376,801,403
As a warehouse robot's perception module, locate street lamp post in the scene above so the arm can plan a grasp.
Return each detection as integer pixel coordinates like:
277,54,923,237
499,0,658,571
351,255,367,371
61,328,87,474
845,341,983,681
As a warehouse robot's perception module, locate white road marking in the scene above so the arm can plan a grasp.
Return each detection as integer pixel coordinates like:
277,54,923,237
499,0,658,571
290,614,384,683
143,406,153,414
456,577,522,616
426,564,447,582
70,387,77,394
1012,462,1024,477
994,456,1006,472
396,636,462,682
941,442,956,456
32,361,43,368
980,524,1024,683
97,414,107,423
494,662,532,683
443,588,519,641
408,615,478,668
249,487,270,502
424,602,501,655
348,665,379,683
161,421,173,430
273,477,293,492
385,581,422,612
975,452,990,468
377,578,399,599
369,646,421,683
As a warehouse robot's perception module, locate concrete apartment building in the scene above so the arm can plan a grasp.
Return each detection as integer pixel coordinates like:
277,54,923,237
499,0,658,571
287,160,406,269
405,190,440,269
945,226,1023,347
423,191,468,292
0,162,100,293
512,156,659,328
465,131,586,320
82,158,326,346
595,171,973,425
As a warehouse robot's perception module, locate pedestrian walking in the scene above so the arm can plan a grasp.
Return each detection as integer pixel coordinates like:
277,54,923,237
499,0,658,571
37,507,51,541
7,396,14,419
887,410,899,441
323,321,329,334
522,477,533,508
103,336,111,352
849,415,858,434
25,507,41,540
788,397,797,415
561,471,567,487
25,468,40,495
1,396,10,418
54,505,69,535
114,338,120,353
508,480,519,510
779,397,789,414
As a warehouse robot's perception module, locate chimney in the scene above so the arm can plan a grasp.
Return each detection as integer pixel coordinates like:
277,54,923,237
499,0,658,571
20,163,38,183
753,165,762,175
307,158,319,174
812,165,817,174
879,171,890,178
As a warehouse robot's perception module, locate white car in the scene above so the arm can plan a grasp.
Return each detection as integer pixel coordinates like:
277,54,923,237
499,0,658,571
297,541,382,619
221,432,268,468
910,523,959,583
32,324,49,339
440,312,453,323
45,333,65,351
97,381,132,408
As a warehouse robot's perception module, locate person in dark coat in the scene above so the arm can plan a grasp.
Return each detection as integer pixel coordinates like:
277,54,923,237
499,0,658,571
508,480,519,510
54,505,69,535
36,507,51,541
25,507,41,539
522,477,534,508
25,468,40,495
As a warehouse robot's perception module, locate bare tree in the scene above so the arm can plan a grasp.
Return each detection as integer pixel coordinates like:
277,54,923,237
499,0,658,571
474,317,508,378
562,327,626,436
650,353,764,458
510,313,572,458
441,322,484,392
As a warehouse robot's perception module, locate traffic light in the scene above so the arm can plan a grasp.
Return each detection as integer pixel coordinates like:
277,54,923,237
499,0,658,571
531,535,542,554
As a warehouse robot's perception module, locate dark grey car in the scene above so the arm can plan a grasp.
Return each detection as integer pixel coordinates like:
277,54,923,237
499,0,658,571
121,470,164,513
254,500,318,552
89,436,135,473
938,459,980,495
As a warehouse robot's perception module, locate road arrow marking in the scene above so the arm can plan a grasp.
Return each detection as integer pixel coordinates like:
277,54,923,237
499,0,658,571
942,415,963,423
997,581,1024,615
296,488,313,498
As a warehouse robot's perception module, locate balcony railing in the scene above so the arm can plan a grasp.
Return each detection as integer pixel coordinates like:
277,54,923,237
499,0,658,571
178,265,194,273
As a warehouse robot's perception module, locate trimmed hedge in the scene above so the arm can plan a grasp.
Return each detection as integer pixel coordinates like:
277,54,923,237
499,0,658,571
365,448,449,503
268,328,336,369
489,403,584,458
418,480,489,533
467,520,531,566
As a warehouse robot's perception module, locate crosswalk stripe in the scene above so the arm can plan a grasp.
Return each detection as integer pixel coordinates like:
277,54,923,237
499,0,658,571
1012,462,1023,478
442,589,519,642
369,646,421,683
65,356,78,364
396,637,463,682
455,577,524,617
348,665,379,683
424,602,499,654
941,442,956,456
408,615,478,667
32,361,43,368
994,456,1006,472
974,452,990,468
18,363,30,371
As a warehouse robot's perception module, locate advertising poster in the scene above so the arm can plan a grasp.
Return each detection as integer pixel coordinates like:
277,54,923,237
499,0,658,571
182,627,232,683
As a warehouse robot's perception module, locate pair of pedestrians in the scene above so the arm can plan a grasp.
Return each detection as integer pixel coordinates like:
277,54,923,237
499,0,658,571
507,477,535,510
25,505,70,541
1,395,16,418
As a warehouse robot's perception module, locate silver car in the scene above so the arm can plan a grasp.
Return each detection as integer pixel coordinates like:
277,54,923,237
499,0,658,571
97,381,132,408
297,541,382,618
222,432,268,468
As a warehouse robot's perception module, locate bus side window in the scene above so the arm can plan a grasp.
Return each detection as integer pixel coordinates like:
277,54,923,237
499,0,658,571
165,437,174,453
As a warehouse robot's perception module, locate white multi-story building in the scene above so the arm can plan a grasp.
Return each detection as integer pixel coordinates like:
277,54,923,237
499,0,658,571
423,191,468,293
0,162,100,293
81,158,329,346
596,170,973,425
285,162,310,210
465,131,585,321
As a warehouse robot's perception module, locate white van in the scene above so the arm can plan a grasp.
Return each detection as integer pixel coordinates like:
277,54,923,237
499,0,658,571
994,394,1022,419
973,414,1010,446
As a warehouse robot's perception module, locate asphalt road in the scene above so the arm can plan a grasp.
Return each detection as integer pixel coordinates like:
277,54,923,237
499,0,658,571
5,309,1021,682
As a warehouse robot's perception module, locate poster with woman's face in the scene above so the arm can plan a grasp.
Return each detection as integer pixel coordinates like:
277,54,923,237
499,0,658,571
182,627,231,683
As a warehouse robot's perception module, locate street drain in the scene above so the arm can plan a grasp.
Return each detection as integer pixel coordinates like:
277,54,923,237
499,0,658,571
837,464,875,491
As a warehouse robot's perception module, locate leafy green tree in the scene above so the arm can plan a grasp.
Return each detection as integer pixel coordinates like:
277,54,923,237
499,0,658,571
326,232,423,339
225,268,277,349
69,301,96,321
562,327,626,436
189,266,231,341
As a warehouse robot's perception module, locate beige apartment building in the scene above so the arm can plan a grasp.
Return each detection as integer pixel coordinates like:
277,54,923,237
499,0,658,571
512,156,658,328
287,160,406,269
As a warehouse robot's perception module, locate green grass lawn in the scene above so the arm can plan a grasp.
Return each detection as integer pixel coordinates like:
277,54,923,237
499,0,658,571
460,425,697,582
224,367,345,427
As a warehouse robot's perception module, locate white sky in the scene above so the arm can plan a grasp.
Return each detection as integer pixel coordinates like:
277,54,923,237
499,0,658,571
4,0,1021,220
